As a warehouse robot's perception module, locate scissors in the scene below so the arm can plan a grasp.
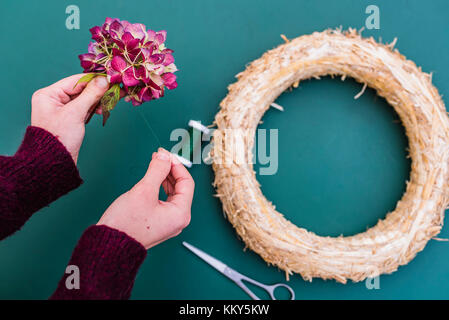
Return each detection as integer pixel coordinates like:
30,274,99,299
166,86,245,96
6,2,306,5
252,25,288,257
183,241,295,300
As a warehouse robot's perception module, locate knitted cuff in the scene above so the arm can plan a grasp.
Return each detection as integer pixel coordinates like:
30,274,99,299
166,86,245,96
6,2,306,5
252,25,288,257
0,126,83,239
3,126,82,215
50,225,147,300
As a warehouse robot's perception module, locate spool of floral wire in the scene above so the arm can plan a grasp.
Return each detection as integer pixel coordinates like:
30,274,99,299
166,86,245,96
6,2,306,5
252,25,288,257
172,120,211,168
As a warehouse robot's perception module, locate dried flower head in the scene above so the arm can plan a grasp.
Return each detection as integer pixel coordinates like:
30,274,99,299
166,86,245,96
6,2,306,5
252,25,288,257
78,18,178,125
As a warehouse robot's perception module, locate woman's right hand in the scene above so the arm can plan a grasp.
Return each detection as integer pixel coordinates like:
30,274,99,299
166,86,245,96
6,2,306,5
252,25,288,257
97,148,194,249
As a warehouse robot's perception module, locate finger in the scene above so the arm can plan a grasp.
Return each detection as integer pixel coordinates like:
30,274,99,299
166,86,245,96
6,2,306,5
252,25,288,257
84,100,101,124
142,148,172,198
48,74,92,96
167,154,195,208
163,174,175,192
66,76,110,116
162,180,169,196
151,151,175,196
167,176,176,193
38,74,98,106
162,178,175,197
166,172,176,186
88,101,101,115
157,152,176,187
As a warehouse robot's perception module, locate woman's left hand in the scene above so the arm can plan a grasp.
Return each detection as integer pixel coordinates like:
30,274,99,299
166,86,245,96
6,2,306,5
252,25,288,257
31,74,110,164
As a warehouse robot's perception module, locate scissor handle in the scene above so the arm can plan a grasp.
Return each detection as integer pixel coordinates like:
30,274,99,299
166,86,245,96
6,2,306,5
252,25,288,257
224,268,295,300
266,283,295,300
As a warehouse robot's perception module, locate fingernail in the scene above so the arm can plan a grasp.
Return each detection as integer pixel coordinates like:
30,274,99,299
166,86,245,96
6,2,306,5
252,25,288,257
156,149,170,161
95,76,109,88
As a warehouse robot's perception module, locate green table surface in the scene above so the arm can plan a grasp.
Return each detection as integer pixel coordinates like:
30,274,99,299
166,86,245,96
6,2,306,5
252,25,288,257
1,0,448,299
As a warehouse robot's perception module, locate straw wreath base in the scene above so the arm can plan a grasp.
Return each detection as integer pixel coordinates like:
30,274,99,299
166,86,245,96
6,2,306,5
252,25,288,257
211,29,449,283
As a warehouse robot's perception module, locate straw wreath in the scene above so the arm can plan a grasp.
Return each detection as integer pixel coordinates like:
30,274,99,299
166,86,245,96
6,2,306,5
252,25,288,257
211,29,449,283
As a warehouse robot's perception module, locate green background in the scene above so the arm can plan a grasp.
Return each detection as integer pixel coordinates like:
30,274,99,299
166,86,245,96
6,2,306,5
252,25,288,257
0,0,448,299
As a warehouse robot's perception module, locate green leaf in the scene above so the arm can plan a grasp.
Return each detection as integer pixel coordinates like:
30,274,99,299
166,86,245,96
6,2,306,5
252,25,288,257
73,73,107,89
73,73,96,89
99,84,121,126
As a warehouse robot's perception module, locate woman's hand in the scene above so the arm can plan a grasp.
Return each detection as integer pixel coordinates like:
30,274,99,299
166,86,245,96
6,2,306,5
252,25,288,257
31,74,110,164
97,148,195,249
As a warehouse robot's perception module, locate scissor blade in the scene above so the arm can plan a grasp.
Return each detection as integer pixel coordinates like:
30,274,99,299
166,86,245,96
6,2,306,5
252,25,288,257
183,241,228,274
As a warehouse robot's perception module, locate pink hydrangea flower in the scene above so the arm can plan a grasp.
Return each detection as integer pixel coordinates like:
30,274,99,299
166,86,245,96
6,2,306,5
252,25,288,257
79,18,178,107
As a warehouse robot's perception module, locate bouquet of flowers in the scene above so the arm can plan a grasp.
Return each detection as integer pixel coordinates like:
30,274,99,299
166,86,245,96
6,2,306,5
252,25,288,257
77,18,178,125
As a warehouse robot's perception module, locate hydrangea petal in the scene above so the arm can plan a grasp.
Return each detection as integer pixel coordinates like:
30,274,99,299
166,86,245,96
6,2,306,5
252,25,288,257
126,23,146,40
138,86,153,102
122,32,134,44
164,63,178,73
89,26,103,41
88,42,102,55
128,48,142,62
111,48,122,56
111,56,128,72
112,38,125,50
155,30,167,44
131,97,142,106
122,32,140,51
123,68,140,87
110,21,124,39
79,53,96,70
148,73,163,89
162,73,177,89
149,54,164,64
120,20,131,29
151,87,161,99
107,69,122,84
147,30,156,42
163,54,174,66
135,66,148,81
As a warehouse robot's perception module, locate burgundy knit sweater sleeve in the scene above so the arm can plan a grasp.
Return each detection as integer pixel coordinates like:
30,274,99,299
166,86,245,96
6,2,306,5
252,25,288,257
50,225,147,300
0,126,82,239
1,126,147,299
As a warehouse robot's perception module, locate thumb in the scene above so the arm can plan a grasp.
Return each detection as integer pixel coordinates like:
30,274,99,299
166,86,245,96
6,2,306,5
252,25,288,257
67,76,109,117
141,148,172,198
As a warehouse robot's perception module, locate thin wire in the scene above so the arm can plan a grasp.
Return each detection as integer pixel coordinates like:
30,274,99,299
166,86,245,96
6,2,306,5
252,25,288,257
137,109,161,146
